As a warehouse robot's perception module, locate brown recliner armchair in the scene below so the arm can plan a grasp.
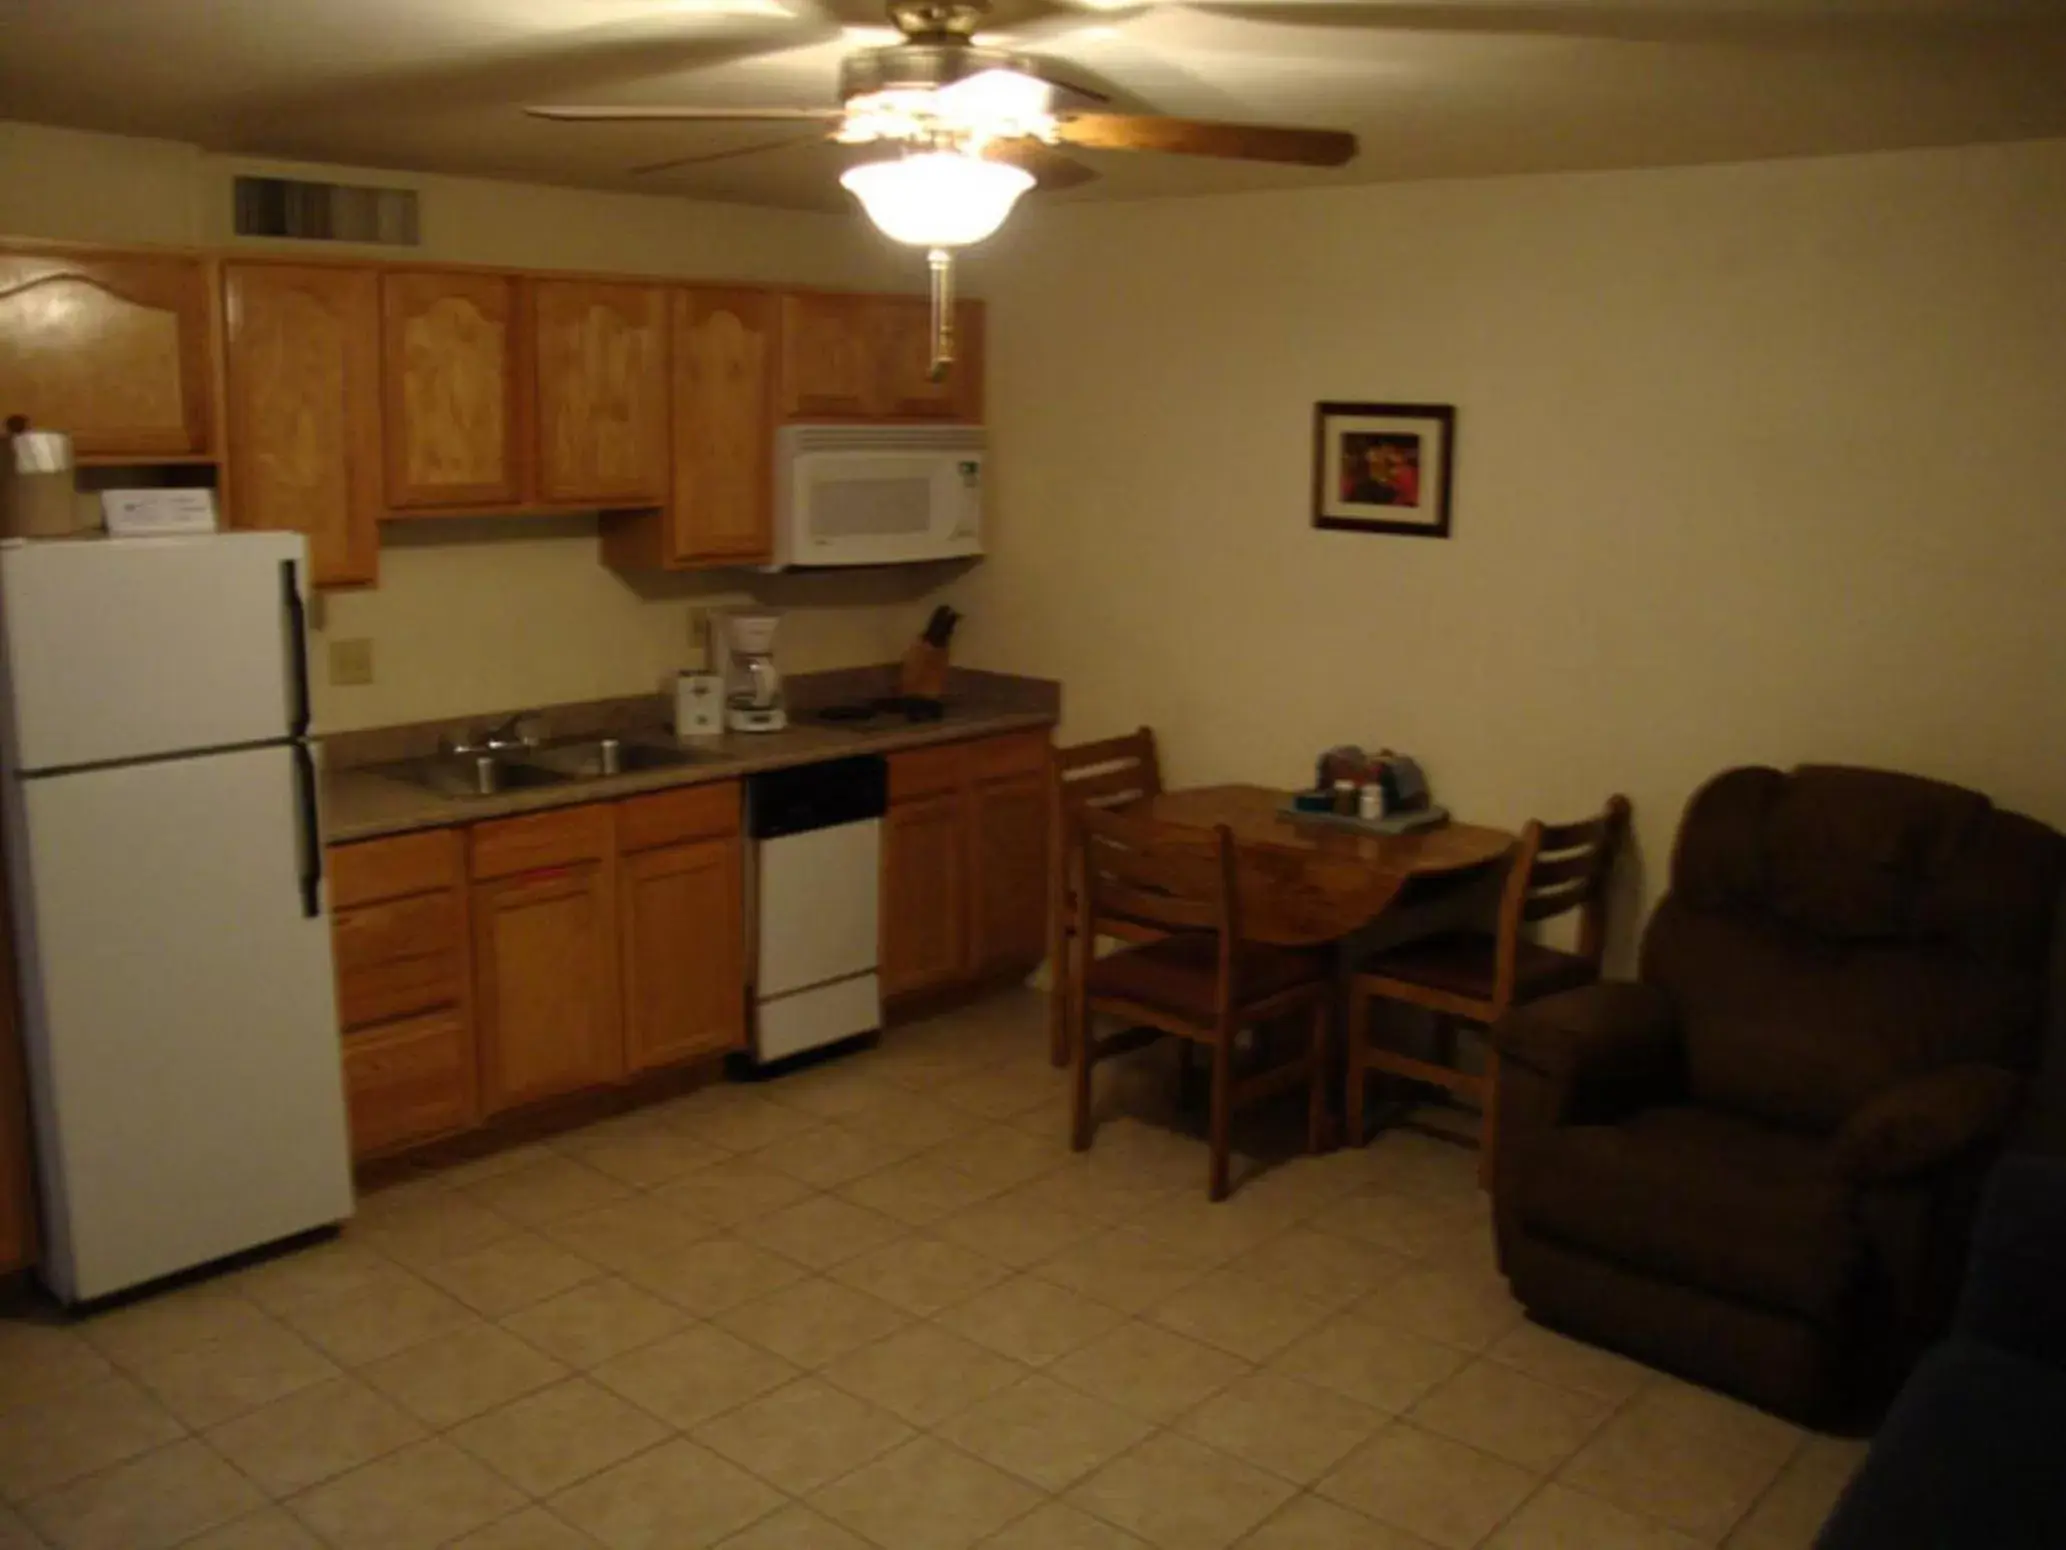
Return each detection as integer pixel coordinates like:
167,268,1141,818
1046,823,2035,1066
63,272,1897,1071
1492,764,2064,1423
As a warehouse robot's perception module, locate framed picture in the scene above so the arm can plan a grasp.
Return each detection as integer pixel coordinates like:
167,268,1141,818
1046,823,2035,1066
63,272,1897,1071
1312,401,1456,538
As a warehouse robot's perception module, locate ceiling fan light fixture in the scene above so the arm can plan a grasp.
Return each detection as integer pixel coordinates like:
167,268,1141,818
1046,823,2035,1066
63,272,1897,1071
840,150,1034,248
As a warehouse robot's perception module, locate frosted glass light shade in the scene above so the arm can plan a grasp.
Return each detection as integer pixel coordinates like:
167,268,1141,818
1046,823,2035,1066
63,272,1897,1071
840,153,1035,248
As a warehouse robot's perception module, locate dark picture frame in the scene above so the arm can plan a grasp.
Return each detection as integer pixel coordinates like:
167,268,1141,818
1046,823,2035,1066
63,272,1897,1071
1311,401,1457,539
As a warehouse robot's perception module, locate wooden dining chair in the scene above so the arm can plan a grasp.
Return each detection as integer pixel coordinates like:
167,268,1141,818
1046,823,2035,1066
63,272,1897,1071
1048,728,1165,1067
1346,794,1631,1186
1071,806,1333,1201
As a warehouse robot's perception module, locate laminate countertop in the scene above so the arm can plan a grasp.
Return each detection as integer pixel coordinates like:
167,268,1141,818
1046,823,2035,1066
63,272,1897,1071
319,667,1060,846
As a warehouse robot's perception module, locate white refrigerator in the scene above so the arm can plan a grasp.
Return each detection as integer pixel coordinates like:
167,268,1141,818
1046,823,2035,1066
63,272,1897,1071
0,532,353,1304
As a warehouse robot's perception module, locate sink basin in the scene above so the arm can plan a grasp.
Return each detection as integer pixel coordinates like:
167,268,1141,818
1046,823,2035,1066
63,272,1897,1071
514,737,704,782
387,755,574,800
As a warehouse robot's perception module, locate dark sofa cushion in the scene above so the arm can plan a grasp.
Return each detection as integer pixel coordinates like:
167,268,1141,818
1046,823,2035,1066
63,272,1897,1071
1512,1106,1860,1318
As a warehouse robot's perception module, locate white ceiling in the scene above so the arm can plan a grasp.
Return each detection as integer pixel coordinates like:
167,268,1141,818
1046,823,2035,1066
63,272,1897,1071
2,1,2063,212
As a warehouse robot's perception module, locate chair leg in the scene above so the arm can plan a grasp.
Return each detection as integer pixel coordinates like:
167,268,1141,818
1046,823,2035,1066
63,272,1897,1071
1048,921,1074,1069
1305,1001,1328,1156
1344,989,1369,1148
1207,1032,1234,1202
1478,1045,1500,1192
1070,975,1096,1153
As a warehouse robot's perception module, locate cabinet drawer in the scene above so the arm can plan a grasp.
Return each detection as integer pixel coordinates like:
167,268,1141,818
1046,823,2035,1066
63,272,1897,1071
471,803,614,881
342,1010,475,1158
888,742,969,804
618,781,741,854
337,950,466,1031
968,730,1051,783
331,829,463,909
333,891,461,975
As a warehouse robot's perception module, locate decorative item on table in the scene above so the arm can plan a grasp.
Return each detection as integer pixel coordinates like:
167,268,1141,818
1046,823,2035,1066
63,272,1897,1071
1288,745,1447,834
1311,402,1456,539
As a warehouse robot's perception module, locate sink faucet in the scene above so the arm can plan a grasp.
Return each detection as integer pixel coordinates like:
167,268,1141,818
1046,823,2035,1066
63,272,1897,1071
441,712,543,760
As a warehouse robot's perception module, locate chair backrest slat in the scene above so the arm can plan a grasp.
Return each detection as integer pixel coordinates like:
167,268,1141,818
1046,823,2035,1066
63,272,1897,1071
1076,806,1238,975
1490,794,1632,1008
1063,764,1160,813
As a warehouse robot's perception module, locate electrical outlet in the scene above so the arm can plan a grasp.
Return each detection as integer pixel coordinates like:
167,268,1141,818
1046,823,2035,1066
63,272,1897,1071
328,637,374,687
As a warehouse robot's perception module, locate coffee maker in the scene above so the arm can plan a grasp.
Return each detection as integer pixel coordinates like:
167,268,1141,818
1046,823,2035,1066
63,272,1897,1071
710,608,787,733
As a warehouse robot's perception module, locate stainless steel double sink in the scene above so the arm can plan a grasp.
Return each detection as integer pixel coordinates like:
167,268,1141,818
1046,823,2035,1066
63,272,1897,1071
389,736,708,800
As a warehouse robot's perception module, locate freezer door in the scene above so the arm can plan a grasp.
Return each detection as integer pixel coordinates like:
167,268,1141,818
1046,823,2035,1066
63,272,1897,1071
9,742,352,1302
755,819,882,1000
0,533,310,773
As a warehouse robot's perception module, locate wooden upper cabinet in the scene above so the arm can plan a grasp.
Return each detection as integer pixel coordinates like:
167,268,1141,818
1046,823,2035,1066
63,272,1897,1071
531,279,669,507
381,270,523,510
0,247,214,459
223,263,381,588
875,296,985,422
778,292,877,419
670,288,775,564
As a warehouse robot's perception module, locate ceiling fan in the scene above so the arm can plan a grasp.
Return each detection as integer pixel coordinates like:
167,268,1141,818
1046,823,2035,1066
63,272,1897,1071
527,0,1358,376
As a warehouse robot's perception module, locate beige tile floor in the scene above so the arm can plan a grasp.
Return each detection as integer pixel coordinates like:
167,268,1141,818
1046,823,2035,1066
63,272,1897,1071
0,989,1869,1550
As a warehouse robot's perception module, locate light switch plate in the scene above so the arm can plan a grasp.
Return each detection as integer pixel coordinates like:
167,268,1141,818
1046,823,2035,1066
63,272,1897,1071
328,637,374,686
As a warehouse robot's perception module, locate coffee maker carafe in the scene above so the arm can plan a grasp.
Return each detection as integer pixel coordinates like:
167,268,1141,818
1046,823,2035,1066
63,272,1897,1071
712,608,787,733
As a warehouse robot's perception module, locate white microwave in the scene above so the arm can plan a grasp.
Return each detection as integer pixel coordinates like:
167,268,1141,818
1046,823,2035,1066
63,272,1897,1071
771,424,985,570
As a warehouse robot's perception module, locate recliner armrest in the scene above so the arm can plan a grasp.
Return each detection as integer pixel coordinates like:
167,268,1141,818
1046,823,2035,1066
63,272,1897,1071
1493,981,1685,1123
1832,1065,2022,1184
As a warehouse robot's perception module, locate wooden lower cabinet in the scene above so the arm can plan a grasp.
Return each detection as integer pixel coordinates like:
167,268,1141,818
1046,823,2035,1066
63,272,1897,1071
621,837,746,1070
330,829,476,1160
341,1010,474,1158
881,788,972,998
970,766,1051,975
883,731,1053,1003
473,860,622,1114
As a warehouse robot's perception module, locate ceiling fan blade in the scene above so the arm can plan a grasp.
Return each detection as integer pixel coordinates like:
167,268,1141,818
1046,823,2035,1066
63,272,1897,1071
982,140,1101,189
1051,112,1356,165
1015,59,1113,105
634,134,831,175
528,104,845,122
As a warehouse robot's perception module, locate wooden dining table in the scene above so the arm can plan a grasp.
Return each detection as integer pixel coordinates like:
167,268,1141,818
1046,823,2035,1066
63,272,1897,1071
1131,784,1518,947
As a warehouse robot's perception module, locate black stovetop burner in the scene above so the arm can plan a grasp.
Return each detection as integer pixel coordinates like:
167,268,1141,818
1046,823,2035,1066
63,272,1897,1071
816,696,947,725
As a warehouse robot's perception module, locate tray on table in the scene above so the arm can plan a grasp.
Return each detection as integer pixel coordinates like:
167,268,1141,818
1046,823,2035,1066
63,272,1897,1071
1277,801,1451,837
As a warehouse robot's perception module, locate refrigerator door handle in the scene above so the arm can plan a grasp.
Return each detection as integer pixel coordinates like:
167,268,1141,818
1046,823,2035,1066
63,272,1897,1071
280,559,312,740
291,740,323,919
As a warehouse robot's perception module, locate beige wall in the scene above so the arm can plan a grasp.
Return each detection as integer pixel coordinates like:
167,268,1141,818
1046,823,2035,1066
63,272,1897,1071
952,138,2066,951
0,120,948,731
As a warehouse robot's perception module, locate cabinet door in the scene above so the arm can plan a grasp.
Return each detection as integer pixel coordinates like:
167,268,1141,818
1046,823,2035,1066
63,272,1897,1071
341,1010,476,1159
381,270,523,510
874,295,985,422
532,280,669,506
223,263,381,587
970,768,1051,976
671,287,775,563
0,248,213,458
881,790,970,998
778,292,877,419
621,836,746,1070
473,862,622,1113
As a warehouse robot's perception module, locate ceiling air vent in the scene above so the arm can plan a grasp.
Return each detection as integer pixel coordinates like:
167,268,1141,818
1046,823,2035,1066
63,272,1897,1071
232,176,421,246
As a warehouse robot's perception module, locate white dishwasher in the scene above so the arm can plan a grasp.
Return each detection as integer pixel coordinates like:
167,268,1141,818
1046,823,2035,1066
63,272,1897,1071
748,755,888,1064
